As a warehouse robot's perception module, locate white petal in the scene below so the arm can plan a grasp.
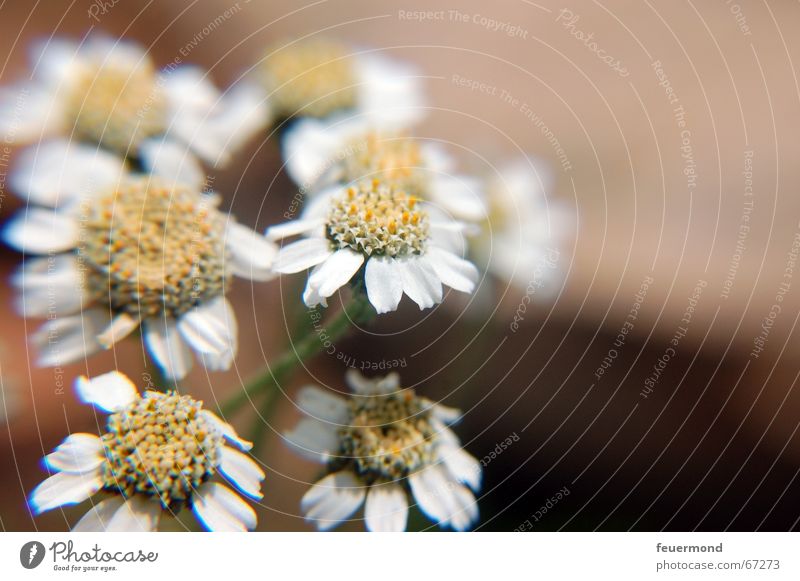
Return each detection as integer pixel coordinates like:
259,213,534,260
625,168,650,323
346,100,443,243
364,483,409,532
72,497,124,532
11,140,126,207
3,209,77,254
431,403,462,425
429,175,487,221
354,54,425,128
281,116,344,187
138,137,205,190
426,247,479,293
365,256,402,314
284,418,339,463
306,248,364,298
440,446,482,492
177,296,237,360
397,256,443,310
420,143,455,174
226,222,277,281
344,368,378,394
32,309,107,367
218,447,265,500
302,266,328,308
97,312,140,349
143,318,194,381
30,471,101,514
44,433,104,474
273,238,333,273
446,482,480,531
0,84,60,144
106,496,161,532
192,482,257,532
408,464,456,527
201,410,253,451
296,386,348,424
301,471,366,531
185,80,270,166
12,254,85,317
265,218,323,241
75,371,138,413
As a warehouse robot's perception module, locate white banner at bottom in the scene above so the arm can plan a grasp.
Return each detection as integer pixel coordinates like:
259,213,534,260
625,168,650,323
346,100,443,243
0,532,796,580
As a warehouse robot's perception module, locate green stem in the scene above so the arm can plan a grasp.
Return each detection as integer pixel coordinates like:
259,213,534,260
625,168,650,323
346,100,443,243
221,291,374,416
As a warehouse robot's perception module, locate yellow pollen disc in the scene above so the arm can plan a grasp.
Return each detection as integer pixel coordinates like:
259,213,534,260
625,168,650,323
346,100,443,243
342,133,427,195
81,178,230,319
259,39,357,119
101,391,223,510
65,56,166,152
327,179,429,257
334,388,439,483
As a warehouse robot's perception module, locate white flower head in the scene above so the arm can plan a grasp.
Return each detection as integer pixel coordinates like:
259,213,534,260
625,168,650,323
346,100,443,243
285,370,481,531
255,38,423,126
30,371,265,531
479,157,573,295
282,116,487,222
267,177,480,314
0,36,268,167
3,141,277,380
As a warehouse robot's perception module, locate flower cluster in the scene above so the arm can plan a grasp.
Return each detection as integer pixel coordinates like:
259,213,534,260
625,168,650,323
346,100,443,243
0,34,571,532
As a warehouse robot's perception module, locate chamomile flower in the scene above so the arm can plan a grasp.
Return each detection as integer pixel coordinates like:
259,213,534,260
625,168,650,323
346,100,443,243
0,36,267,167
30,371,265,531
285,370,481,531
252,38,423,125
3,140,277,379
267,178,479,314
282,116,486,221
479,158,572,294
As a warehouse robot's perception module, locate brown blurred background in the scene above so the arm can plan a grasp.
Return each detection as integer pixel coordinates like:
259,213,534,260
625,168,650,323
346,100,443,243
2,0,800,531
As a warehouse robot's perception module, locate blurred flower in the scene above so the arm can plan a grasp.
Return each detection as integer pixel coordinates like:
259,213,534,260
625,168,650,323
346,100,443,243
285,370,481,531
252,38,423,125
267,178,479,313
3,141,276,379
0,36,267,167
30,371,264,531
477,158,572,296
282,116,486,221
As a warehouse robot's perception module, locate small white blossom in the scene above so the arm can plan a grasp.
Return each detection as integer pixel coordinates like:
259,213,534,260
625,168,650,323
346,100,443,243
285,370,481,531
30,371,265,531
267,178,479,314
0,36,268,169
282,116,487,222
3,141,277,379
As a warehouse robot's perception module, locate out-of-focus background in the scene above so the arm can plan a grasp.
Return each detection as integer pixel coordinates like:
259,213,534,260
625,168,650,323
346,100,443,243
2,0,800,531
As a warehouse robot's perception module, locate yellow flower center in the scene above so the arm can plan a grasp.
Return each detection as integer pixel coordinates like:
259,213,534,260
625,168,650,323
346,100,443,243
341,132,427,195
259,40,357,119
326,179,428,257
336,388,438,482
65,56,166,152
81,178,229,319
101,392,222,510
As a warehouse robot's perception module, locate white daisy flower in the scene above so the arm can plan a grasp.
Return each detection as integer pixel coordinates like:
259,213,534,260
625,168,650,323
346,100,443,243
252,38,423,126
3,140,277,379
0,36,268,166
285,370,481,531
282,116,487,222
30,371,265,531
479,158,572,295
267,178,479,314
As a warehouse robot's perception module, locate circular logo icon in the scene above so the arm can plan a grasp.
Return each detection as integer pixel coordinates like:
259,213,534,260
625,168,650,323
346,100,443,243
20,541,45,569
